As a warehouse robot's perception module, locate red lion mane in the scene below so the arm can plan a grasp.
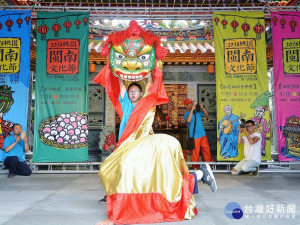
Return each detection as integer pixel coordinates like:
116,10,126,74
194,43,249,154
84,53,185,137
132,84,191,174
101,21,168,60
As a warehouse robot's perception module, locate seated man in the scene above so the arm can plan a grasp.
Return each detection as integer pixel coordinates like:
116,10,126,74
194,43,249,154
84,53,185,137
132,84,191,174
3,124,32,178
231,120,262,176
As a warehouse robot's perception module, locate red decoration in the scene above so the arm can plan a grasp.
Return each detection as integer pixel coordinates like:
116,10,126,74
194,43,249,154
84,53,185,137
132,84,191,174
83,17,89,26
16,18,23,28
5,19,13,31
165,115,170,121
253,23,264,40
102,133,116,151
38,24,49,40
0,22,2,30
52,23,61,37
64,20,72,33
214,17,220,26
74,19,81,29
241,22,250,37
231,20,239,32
24,16,30,25
289,19,297,32
272,16,278,25
221,19,228,29
280,18,286,29
155,46,168,60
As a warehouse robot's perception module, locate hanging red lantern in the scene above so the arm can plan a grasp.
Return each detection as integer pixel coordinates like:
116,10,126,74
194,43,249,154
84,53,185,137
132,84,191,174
231,20,239,32
52,23,61,37
280,18,286,29
221,19,228,29
74,19,81,29
272,16,278,25
24,16,30,25
38,24,49,40
5,19,13,32
82,17,89,26
0,22,2,30
241,22,250,37
214,16,220,26
64,20,72,33
253,23,264,40
16,18,23,28
289,19,297,32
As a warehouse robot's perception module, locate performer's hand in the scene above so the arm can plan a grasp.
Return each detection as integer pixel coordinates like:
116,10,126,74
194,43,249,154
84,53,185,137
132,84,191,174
199,103,204,109
146,75,153,92
15,136,21,143
118,78,125,86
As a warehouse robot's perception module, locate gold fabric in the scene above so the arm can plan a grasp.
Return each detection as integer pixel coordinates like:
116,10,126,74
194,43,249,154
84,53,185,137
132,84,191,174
99,107,196,218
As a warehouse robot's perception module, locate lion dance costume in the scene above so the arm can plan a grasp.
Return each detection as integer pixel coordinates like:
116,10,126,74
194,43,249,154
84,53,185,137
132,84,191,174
94,21,197,224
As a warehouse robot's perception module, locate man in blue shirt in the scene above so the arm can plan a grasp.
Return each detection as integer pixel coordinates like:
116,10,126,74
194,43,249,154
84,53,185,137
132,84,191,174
118,81,143,140
3,124,32,178
118,77,152,140
184,99,214,169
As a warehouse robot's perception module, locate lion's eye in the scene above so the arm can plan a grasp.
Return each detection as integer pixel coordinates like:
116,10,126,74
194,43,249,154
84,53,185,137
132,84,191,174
138,54,150,61
115,53,125,60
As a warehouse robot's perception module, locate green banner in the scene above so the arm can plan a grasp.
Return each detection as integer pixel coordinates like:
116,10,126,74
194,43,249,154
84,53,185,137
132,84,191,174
33,12,89,162
214,12,271,161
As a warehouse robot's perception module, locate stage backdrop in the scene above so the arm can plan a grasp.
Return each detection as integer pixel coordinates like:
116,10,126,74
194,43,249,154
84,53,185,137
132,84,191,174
272,12,300,161
214,11,271,161
0,11,31,152
33,12,89,162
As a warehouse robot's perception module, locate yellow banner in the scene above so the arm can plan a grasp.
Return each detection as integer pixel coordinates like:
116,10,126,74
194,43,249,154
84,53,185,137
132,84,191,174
0,38,20,74
214,11,271,161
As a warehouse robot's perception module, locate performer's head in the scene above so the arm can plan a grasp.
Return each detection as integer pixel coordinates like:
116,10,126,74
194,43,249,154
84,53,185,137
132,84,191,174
128,82,143,105
255,106,265,118
184,98,194,111
224,105,232,116
101,21,168,82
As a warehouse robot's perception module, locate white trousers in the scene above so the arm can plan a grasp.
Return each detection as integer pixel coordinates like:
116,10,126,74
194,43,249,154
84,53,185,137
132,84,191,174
231,159,260,175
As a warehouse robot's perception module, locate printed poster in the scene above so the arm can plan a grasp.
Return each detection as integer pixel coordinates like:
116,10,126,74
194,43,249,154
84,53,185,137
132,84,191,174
213,12,271,161
33,12,89,162
272,12,300,161
0,11,31,154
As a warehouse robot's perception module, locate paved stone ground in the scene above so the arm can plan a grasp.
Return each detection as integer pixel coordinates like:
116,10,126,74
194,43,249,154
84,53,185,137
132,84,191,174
0,173,299,225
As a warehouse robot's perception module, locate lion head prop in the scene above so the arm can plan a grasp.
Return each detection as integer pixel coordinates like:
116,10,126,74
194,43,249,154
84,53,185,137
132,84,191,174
100,21,168,82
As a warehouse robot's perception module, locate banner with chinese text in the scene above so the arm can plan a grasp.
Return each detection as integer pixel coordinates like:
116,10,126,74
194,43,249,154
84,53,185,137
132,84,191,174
272,12,300,161
33,12,89,162
0,11,31,152
213,12,271,161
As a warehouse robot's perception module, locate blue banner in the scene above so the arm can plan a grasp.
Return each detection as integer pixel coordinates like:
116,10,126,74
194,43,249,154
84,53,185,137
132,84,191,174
0,11,31,151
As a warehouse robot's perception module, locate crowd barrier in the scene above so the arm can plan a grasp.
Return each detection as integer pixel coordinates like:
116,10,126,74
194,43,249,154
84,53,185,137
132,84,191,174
1,161,300,174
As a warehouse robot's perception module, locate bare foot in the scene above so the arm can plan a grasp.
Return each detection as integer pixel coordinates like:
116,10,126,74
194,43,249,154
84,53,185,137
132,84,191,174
95,219,114,225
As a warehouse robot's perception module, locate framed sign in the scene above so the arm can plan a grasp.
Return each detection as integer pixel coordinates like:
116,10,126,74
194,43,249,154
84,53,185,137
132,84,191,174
88,84,105,114
197,84,217,129
88,84,105,129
